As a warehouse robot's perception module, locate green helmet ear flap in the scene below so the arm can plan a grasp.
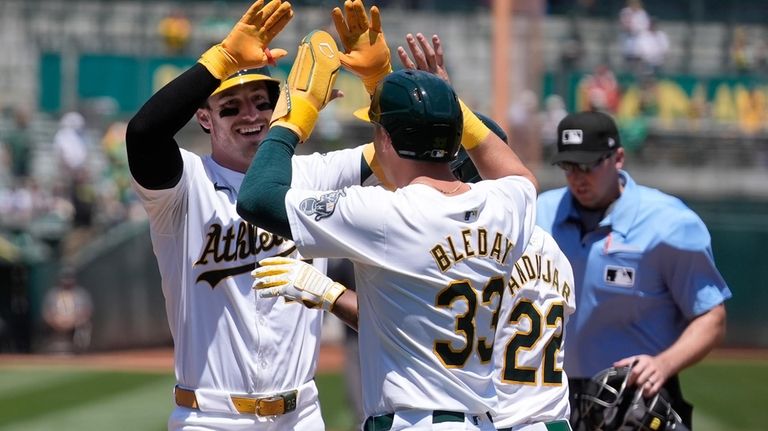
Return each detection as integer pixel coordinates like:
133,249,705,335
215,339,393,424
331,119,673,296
370,69,462,163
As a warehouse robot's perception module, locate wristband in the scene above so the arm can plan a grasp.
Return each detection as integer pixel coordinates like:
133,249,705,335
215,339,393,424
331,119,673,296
270,89,321,142
198,44,238,81
361,66,393,95
323,283,348,312
459,99,491,150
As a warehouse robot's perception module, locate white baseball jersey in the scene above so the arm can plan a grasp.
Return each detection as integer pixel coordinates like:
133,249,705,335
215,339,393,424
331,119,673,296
131,146,365,429
493,226,576,429
284,176,537,417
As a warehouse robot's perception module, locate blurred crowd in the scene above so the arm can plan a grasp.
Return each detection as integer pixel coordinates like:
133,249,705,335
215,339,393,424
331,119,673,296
0,106,145,263
530,0,768,161
3,0,768,260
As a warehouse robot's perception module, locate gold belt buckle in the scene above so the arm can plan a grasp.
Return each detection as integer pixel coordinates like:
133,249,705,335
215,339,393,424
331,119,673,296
255,390,298,416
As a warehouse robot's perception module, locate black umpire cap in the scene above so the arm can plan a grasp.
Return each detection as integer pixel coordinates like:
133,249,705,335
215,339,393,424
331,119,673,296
551,111,621,165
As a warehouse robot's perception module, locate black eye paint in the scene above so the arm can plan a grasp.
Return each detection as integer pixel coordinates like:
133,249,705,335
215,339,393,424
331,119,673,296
255,102,273,112
219,107,239,118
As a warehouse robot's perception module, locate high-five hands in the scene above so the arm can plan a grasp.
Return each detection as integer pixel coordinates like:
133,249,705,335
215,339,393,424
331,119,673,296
397,32,489,150
199,0,294,80
332,0,392,95
270,30,341,142
397,33,451,83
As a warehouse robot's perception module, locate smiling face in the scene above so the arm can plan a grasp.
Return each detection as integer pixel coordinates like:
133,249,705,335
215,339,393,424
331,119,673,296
196,81,274,173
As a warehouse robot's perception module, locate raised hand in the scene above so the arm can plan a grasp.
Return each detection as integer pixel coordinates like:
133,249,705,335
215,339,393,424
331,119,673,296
397,32,451,83
270,30,341,142
199,0,294,80
332,0,392,94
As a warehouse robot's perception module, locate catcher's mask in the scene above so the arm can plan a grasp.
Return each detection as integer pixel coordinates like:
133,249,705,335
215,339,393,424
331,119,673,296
369,69,462,163
577,366,688,431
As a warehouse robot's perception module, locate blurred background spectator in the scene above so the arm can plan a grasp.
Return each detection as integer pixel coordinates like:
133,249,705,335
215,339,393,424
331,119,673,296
619,0,650,72
41,266,93,354
98,121,133,225
580,65,621,113
157,8,192,55
2,107,34,185
53,111,88,185
730,26,754,75
52,111,96,254
636,17,670,76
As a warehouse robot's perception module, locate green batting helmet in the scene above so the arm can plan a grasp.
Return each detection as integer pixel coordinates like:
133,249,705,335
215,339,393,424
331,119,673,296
369,69,462,163
450,112,508,183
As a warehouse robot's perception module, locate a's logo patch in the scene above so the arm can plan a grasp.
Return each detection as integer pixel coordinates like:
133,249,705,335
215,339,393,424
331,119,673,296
300,190,346,221
605,265,635,288
562,129,583,145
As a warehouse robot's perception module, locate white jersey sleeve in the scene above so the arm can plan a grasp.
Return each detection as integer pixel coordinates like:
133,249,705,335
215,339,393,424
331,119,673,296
284,175,537,417
292,145,367,191
492,226,577,428
130,149,331,398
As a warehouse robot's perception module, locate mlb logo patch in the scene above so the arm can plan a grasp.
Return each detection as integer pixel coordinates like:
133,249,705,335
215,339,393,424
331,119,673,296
561,129,583,145
464,208,478,221
604,265,635,288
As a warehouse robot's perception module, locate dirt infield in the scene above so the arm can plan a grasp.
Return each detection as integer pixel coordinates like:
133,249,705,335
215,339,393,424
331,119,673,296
706,347,768,361
0,343,346,373
0,346,764,373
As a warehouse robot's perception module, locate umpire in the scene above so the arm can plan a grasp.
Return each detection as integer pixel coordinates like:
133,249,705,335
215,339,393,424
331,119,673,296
536,110,732,430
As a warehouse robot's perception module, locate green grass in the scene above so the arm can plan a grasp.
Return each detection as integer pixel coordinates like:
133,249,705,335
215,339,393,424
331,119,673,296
316,373,358,431
0,368,175,431
0,368,353,431
0,356,765,431
681,358,768,431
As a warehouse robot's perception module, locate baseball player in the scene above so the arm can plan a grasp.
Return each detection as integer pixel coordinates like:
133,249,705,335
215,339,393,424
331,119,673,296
125,2,388,429
450,123,576,431
257,116,576,431
395,45,573,431
237,19,539,425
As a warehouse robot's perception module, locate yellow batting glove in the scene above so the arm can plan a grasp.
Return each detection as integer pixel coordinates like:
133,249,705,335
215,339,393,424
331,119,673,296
199,0,293,80
332,0,392,95
252,257,347,311
271,30,341,142
459,99,491,150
